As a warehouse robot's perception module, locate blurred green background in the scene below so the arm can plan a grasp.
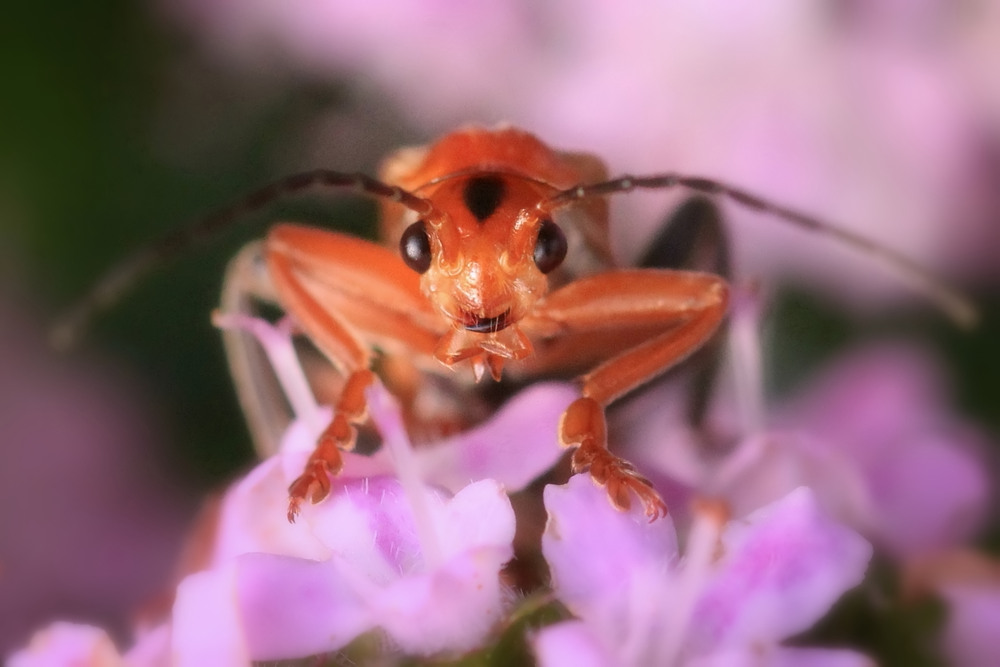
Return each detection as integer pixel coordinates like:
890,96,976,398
2,2,407,489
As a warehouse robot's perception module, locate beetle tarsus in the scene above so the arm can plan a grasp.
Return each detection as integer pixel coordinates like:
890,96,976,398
560,396,668,521
572,443,668,522
286,370,376,522
287,459,335,522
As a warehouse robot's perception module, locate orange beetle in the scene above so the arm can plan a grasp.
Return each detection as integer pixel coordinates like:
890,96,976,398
55,124,973,522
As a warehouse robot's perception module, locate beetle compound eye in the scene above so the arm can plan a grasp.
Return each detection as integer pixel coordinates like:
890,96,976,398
400,220,432,273
533,219,567,274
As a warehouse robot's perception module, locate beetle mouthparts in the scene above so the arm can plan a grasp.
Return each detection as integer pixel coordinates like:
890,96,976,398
463,309,511,333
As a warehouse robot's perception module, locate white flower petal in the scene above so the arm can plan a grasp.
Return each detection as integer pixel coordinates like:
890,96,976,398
433,477,517,557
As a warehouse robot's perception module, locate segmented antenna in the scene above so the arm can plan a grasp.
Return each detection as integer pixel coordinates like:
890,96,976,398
50,171,435,350
540,174,978,328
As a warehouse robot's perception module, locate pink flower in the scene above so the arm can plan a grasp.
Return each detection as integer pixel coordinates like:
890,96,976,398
7,311,578,663
535,476,874,666
7,620,170,666
707,343,992,560
7,623,121,667
175,475,518,661
163,315,576,662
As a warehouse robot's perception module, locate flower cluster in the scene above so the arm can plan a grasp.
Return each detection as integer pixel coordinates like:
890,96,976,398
11,318,892,666
10,280,1000,667
536,479,873,667
10,284,1000,667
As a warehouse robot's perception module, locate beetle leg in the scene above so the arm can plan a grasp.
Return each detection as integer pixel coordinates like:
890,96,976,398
286,369,375,521
523,270,728,519
263,224,443,521
218,241,291,457
639,196,731,430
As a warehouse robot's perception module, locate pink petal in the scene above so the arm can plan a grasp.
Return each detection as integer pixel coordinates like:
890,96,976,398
171,564,250,666
542,474,678,619
415,382,578,494
782,344,992,557
355,479,516,655
687,488,872,652
236,553,372,661
785,345,949,452
865,433,989,558
768,647,877,667
373,544,513,654
237,476,516,658
212,452,331,564
122,624,171,667
303,476,429,581
688,646,875,667
533,621,617,667
707,432,874,537
7,623,122,667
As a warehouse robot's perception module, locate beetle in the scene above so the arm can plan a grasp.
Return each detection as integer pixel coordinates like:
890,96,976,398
53,124,975,522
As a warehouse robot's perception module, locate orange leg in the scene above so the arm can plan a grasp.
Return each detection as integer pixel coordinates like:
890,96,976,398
286,369,375,521
523,270,728,519
264,224,444,521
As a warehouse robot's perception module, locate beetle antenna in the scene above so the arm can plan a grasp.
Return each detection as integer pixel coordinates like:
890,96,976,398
50,171,435,350
541,175,978,328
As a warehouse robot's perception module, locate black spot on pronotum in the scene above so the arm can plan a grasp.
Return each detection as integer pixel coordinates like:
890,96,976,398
462,176,506,221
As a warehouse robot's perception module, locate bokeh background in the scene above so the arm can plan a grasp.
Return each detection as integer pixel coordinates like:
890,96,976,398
1,0,998,660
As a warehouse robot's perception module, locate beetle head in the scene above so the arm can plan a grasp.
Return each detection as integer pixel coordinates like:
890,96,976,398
397,172,569,369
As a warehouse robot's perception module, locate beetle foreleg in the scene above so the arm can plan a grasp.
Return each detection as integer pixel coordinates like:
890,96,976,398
264,225,444,522
525,270,728,520
219,241,290,457
286,369,375,521
559,395,666,519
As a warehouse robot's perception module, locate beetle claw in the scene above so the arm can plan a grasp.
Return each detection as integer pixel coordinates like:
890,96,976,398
286,459,336,523
574,445,668,521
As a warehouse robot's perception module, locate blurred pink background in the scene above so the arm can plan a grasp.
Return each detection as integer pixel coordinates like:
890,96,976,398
2,0,998,659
